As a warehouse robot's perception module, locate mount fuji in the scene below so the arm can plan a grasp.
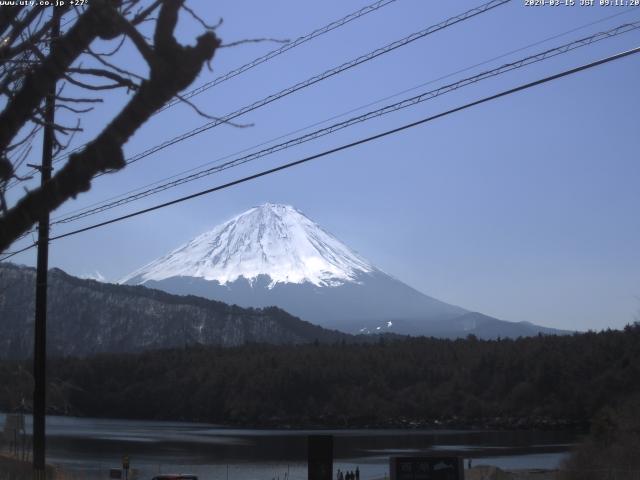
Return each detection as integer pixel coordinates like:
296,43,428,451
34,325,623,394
122,204,562,338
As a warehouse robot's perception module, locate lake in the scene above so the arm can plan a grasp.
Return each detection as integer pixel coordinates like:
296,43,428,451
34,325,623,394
0,414,581,480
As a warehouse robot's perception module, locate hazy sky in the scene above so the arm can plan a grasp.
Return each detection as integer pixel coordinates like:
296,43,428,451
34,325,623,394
5,0,640,331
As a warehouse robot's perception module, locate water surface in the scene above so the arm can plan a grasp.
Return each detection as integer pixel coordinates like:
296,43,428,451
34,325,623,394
0,414,580,479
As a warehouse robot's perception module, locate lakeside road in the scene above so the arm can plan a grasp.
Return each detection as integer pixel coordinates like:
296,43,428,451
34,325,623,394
0,460,564,480
2,451,563,480
465,466,557,480
372,466,558,480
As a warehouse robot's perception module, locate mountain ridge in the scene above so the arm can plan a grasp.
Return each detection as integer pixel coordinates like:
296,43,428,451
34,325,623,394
124,203,565,338
0,262,352,359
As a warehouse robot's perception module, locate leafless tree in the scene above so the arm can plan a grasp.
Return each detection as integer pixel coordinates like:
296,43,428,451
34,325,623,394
0,0,221,252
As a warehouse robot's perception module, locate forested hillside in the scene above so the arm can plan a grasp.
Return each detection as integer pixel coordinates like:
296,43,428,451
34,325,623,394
1,325,638,428
0,263,350,358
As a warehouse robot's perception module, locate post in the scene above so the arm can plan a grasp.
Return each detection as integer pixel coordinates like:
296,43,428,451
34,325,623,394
308,435,333,480
122,455,130,480
33,10,59,480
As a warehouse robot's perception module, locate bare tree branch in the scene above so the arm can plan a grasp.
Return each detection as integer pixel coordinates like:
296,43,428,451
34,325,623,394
66,67,139,91
0,1,115,153
87,46,145,81
6,123,40,153
88,33,126,57
131,0,163,26
174,92,253,127
116,15,156,66
1,12,58,64
57,95,103,104
53,119,82,156
30,114,82,134
56,104,95,115
0,7,45,63
0,6,22,38
0,0,221,252
180,3,222,31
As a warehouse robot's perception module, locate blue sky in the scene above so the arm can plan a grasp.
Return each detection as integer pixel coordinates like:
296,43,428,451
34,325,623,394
6,0,640,331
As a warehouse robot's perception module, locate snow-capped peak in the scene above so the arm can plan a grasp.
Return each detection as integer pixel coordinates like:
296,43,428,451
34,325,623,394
80,271,107,282
120,203,375,288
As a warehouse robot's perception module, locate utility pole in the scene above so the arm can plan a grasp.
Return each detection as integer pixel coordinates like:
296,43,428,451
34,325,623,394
33,10,60,480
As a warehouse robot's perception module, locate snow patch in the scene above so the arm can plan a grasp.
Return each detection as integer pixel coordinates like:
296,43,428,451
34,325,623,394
121,203,374,288
80,271,107,282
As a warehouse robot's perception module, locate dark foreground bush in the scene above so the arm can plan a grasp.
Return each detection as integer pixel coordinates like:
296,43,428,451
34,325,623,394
0,454,56,480
559,394,640,480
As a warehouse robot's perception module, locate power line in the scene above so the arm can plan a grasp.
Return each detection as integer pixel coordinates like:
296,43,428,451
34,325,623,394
60,0,401,159
7,0,401,188
157,0,400,113
1,243,34,260
49,8,640,224
50,21,640,226
4,0,512,242
112,0,511,171
3,43,637,260
46,0,511,180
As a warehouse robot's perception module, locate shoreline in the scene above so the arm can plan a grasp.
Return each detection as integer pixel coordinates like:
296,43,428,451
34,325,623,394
1,410,588,433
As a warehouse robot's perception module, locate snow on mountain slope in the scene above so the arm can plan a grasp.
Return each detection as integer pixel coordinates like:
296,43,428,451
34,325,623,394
121,203,374,288
121,203,564,339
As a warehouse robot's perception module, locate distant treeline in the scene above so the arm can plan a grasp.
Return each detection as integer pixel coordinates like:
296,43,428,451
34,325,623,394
0,325,638,428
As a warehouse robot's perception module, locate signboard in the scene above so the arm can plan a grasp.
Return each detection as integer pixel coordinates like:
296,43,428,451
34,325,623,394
308,435,333,480
390,456,463,480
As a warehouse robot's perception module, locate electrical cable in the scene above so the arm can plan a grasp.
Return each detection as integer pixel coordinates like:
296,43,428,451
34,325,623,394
49,7,640,223
3,43,637,260
50,21,640,226
50,0,512,176
5,0,401,187
157,0,401,113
